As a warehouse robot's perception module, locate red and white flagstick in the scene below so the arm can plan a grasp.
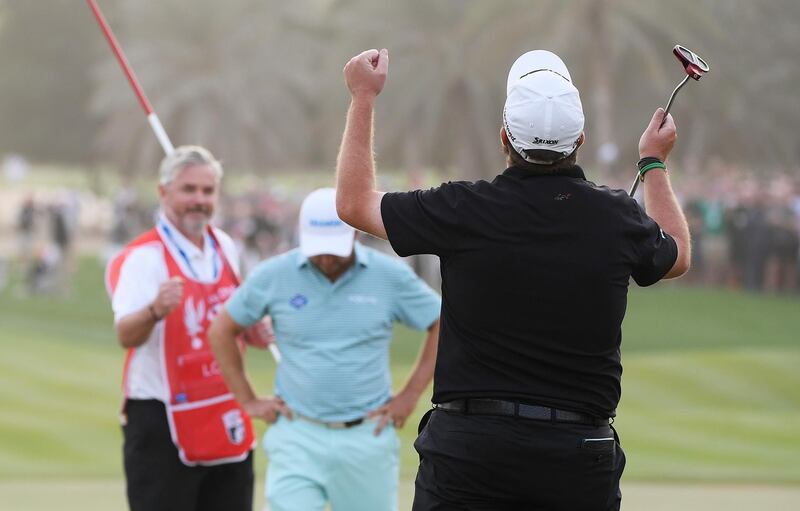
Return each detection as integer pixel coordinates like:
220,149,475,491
87,0,174,156
269,343,282,363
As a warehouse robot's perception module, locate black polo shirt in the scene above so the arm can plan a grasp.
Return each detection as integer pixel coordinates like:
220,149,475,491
381,165,677,418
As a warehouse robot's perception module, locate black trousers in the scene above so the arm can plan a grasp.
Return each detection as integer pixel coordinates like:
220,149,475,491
412,409,625,511
123,399,254,511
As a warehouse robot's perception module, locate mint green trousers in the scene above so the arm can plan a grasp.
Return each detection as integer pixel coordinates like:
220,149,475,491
263,415,399,511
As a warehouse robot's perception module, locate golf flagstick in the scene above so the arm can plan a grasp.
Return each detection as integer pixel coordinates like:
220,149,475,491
629,45,710,197
87,0,174,156
88,0,281,363
268,344,282,364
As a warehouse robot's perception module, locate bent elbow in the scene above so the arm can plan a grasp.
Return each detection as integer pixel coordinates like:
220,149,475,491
674,256,691,277
336,197,363,231
664,241,691,279
676,238,692,276
336,200,355,226
116,329,141,350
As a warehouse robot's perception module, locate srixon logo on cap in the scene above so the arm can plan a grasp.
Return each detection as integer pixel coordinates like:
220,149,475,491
532,136,559,145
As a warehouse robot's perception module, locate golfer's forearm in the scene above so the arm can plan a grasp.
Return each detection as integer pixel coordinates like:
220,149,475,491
208,317,258,404
218,348,257,406
643,171,691,277
403,321,440,395
115,306,157,348
336,97,387,239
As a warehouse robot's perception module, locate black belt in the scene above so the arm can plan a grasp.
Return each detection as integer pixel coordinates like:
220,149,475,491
434,399,609,426
296,413,365,429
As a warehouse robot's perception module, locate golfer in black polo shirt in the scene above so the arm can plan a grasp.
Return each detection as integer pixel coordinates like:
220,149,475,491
335,48,690,511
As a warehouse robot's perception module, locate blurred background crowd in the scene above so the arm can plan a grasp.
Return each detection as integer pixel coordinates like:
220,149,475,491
4,155,799,297
0,0,798,295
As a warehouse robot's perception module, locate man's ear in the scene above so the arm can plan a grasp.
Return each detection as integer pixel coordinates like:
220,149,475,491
500,127,510,147
577,132,586,148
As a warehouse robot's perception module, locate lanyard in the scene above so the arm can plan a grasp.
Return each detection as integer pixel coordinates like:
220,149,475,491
159,221,219,281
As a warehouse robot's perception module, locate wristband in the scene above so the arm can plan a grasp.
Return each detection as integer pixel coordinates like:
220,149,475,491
148,304,163,322
637,157,666,182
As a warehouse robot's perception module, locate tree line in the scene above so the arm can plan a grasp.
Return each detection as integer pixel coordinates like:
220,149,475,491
0,0,797,180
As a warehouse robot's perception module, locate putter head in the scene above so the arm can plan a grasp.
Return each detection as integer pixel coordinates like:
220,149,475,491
673,45,710,80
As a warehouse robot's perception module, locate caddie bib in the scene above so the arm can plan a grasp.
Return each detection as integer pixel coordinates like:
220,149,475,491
106,227,255,466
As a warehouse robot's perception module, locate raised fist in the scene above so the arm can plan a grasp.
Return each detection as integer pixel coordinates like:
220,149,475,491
638,108,677,161
152,276,184,318
344,48,389,99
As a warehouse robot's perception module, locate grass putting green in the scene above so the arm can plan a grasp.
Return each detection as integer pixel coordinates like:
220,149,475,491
1,257,798,509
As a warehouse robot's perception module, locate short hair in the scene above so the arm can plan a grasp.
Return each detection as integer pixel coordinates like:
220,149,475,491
158,145,223,185
503,142,578,173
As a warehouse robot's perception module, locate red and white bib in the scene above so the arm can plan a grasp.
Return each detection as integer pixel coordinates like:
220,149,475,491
107,227,255,466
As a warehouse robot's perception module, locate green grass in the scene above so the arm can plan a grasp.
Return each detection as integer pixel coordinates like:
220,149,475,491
1,258,799,509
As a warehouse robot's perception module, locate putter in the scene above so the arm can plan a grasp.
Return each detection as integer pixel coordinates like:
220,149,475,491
629,45,710,197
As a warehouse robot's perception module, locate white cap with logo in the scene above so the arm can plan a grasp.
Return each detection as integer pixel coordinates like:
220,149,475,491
503,50,585,164
299,188,355,258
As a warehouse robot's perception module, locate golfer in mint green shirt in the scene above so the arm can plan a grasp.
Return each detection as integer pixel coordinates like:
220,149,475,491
209,188,441,511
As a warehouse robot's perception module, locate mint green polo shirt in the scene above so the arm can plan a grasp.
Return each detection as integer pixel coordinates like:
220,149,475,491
225,243,441,422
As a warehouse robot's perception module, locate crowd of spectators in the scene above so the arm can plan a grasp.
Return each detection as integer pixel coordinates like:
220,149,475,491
12,164,798,296
672,161,799,293
13,191,80,294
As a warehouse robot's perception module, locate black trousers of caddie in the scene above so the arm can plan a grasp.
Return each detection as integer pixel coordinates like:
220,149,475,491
123,399,254,511
412,408,625,511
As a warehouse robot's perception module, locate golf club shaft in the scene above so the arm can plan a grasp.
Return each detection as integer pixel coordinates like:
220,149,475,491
660,74,690,128
628,173,641,197
86,0,174,155
631,74,693,196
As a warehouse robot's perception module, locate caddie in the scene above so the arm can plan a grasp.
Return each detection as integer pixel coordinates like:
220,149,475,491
106,145,268,511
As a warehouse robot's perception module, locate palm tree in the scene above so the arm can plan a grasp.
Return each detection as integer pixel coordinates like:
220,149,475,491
327,1,553,180
328,0,729,181
87,0,799,179
90,0,323,174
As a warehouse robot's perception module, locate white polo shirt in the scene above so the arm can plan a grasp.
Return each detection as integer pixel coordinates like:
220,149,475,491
111,213,240,401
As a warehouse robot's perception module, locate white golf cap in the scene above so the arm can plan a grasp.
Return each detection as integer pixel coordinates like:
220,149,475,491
503,50,585,164
299,188,355,258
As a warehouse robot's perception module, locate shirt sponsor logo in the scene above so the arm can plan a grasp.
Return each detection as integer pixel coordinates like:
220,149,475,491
201,360,221,378
206,286,235,323
348,294,378,305
184,296,206,350
290,294,309,309
222,409,246,445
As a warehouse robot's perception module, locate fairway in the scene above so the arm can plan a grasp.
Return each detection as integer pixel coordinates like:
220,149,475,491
1,258,799,509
